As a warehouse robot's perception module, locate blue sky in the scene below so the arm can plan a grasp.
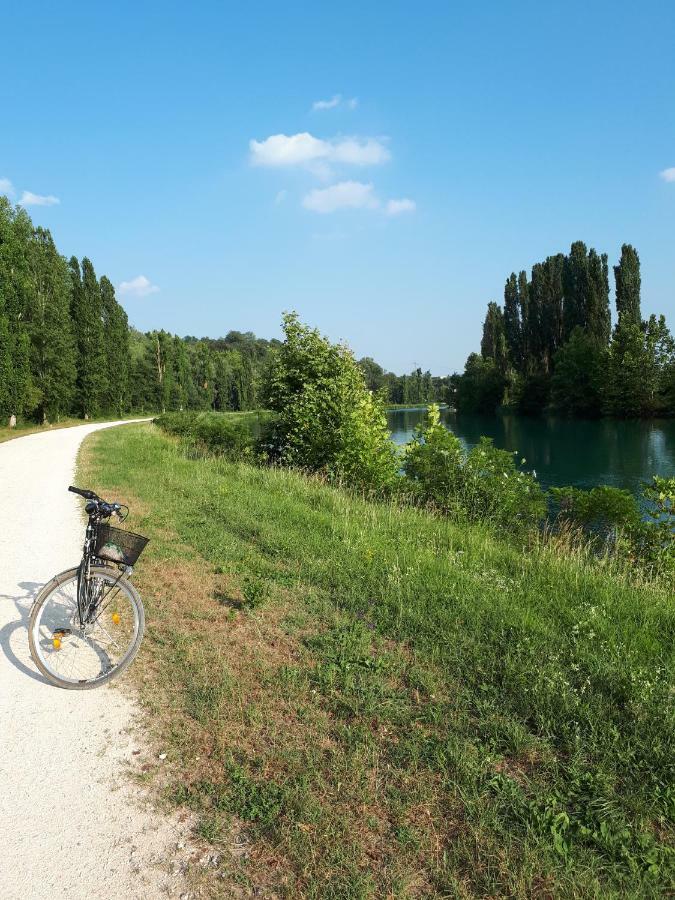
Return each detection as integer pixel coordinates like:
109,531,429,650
1,0,674,373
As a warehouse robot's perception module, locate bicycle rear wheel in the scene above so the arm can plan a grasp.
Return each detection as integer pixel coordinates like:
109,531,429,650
28,566,145,690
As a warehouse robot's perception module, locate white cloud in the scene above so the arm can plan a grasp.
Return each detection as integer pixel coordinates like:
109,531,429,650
302,181,379,213
274,189,288,205
660,167,675,183
0,177,14,198
311,94,359,111
118,275,160,297
20,190,60,207
386,198,416,216
249,132,390,170
312,94,342,111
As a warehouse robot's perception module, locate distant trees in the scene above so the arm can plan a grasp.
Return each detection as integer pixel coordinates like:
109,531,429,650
0,195,281,424
461,241,674,418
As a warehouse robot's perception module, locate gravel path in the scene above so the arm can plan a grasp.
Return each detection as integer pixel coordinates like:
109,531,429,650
0,422,190,899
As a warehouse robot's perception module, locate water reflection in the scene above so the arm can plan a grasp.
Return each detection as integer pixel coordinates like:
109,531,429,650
387,407,675,496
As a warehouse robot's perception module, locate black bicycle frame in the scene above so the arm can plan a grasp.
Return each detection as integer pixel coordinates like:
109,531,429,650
76,516,127,626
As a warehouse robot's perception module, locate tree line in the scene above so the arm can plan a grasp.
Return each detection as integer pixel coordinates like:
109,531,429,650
0,198,285,423
357,357,451,405
1,196,441,425
459,241,675,417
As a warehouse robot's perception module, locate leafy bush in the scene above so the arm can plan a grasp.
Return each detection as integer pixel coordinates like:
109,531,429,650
632,476,675,574
551,479,674,575
550,485,641,532
403,404,546,528
155,410,275,458
262,313,399,491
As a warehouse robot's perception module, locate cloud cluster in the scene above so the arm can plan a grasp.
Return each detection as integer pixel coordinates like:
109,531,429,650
660,167,675,183
118,275,160,298
386,198,416,216
250,132,390,170
312,94,358,112
303,181,379,213
20,191,60,207
249,112,416,217
302,182,416,216
0,178,60,207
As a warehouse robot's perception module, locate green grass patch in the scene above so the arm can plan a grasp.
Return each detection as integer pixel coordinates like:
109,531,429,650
83,423,674,898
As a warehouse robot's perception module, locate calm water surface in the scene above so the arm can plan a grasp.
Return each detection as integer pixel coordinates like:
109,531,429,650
387,407,675,496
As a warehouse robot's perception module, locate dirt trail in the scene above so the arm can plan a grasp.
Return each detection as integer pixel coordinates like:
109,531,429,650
0,422,189,899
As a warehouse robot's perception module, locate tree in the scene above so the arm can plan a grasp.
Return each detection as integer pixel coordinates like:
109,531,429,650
562,240,590,338
25,228,76,421
0,198,34,421
480,301,508,373
263,313,398,489
550,327,607,417
517,270,530,369
605,315,675,416
614,244,641,327
503,273,522,369
70,257,105,417
100,276,130,415
456,353,505,413
586,249,611,345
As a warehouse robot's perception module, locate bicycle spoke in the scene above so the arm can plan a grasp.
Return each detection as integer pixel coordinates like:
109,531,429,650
31,572,141,686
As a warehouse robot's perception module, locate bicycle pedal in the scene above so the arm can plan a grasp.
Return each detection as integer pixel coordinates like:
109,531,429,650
53,628,72,638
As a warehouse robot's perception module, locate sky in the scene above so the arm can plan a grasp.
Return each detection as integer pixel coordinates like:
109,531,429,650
1,0,674,374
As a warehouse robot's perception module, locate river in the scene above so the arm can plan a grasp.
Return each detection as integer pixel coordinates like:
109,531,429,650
387,407,675,497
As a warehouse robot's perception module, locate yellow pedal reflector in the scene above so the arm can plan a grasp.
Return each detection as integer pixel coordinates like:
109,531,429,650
111,612,121,625
53,637,61,650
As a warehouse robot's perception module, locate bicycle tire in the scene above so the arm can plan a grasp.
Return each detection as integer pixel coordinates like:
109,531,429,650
28,565,145,690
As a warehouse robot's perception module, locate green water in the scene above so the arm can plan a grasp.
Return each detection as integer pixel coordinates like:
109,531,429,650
387,407,675,496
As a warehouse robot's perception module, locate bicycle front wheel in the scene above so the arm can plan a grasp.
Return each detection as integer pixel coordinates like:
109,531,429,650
28,566,145,690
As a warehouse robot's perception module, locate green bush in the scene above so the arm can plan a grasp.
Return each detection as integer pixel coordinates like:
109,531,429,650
551,479,674,575
155,410,275,458
262,312,399,491
403,404,546,528
550,485,641,531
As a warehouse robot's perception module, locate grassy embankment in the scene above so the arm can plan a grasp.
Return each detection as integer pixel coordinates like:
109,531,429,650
81,422,674,899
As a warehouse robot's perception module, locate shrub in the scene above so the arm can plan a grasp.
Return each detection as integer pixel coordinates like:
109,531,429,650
403,404,546,529
262,313,399,491
632,476,675,574
551,479,674,575
550,485,641,532
155,410,274,458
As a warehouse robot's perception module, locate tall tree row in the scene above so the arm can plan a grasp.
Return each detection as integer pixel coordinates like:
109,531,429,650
462,241,675,418
0,196,283,424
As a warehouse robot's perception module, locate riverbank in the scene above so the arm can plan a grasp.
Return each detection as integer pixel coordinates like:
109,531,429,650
81,422,674,898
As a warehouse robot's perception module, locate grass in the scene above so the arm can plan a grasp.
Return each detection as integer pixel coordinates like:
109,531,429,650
0,413,151,444
81,423,674,898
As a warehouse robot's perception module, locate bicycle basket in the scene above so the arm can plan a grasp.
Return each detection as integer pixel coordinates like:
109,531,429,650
94,524,149,566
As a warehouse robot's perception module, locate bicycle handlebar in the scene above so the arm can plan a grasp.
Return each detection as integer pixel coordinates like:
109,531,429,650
68,485,100,501
69,486,126,520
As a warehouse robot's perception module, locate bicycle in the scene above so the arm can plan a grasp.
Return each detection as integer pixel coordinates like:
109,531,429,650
28,485,149,690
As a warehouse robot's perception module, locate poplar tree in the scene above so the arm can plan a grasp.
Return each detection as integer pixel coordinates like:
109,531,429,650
70,257,105,417
517,271,530,371
100,276,130,414
614,244,642,327
586,249,611,344
480,301,508,373
503,273,521,369
562,240,589,338
26,228,76,421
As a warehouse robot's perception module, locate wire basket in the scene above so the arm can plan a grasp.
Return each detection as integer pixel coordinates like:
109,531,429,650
94,524,149,566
